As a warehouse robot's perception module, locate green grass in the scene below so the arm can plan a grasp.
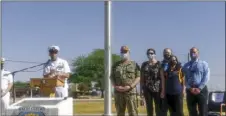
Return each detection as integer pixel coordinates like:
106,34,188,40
74,99,189,115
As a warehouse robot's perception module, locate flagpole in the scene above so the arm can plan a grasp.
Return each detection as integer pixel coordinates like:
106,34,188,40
104,0,112,116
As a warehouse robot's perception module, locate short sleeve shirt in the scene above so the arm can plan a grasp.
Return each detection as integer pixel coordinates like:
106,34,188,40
43,58,71,88
141,61,162,92
1,69,13,90
111,61,140,94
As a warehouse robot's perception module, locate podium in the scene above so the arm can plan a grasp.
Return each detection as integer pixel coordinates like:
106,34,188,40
30,78,64,97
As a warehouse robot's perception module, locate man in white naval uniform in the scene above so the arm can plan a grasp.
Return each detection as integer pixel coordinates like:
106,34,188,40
43,46,71,97
1,58,13,115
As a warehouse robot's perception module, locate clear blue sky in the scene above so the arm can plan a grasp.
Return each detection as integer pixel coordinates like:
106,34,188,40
2,2,225,90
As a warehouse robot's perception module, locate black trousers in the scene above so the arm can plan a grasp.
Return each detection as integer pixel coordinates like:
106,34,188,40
159,98,168,116
166,93,184,116
143,88,161,116
186,86,208,116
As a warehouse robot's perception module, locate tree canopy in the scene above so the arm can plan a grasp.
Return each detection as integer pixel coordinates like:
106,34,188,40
69,49,121,96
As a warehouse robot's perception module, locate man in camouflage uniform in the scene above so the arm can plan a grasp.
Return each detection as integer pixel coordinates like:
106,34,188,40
111,46,141,116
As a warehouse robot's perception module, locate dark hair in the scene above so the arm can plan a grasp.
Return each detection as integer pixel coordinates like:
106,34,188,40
146,48,156,55
170,55,178,62
169,55,181,71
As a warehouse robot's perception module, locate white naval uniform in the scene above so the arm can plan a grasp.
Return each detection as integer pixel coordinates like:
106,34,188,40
43,58,71,97
1,69,13,115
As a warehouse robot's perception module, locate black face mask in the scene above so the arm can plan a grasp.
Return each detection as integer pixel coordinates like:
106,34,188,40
164,54,171,60
171,61,177,65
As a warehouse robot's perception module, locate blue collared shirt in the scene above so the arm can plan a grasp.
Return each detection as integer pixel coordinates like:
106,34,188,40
182,59,210,90
161,60,169,72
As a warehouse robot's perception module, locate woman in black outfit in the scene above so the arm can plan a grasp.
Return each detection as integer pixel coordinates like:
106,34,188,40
140,48,165,116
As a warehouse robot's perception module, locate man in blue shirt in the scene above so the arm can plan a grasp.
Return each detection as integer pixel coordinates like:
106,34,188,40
183,47,210,116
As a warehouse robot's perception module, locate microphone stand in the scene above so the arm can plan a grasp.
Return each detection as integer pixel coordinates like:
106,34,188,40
7,62,46,103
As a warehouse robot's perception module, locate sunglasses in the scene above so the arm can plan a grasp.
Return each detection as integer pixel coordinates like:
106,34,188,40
49,50,58,54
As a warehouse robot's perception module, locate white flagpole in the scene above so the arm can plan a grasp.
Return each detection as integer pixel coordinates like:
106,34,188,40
104,0,112,116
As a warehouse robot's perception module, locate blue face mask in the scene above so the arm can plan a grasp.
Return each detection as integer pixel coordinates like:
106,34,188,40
191,53,197,60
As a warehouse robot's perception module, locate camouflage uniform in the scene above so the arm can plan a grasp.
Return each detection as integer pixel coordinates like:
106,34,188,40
111,60,141,116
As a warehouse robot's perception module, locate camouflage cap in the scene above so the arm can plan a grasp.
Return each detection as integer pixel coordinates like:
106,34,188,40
120,46,130,53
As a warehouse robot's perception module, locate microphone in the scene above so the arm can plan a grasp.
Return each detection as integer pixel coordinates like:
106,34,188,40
43,59,51,68
4,61,48,76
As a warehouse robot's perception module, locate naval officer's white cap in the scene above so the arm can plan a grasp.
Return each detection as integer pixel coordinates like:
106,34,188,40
1,57,5,63
48,45,60,52
1,58,5,62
